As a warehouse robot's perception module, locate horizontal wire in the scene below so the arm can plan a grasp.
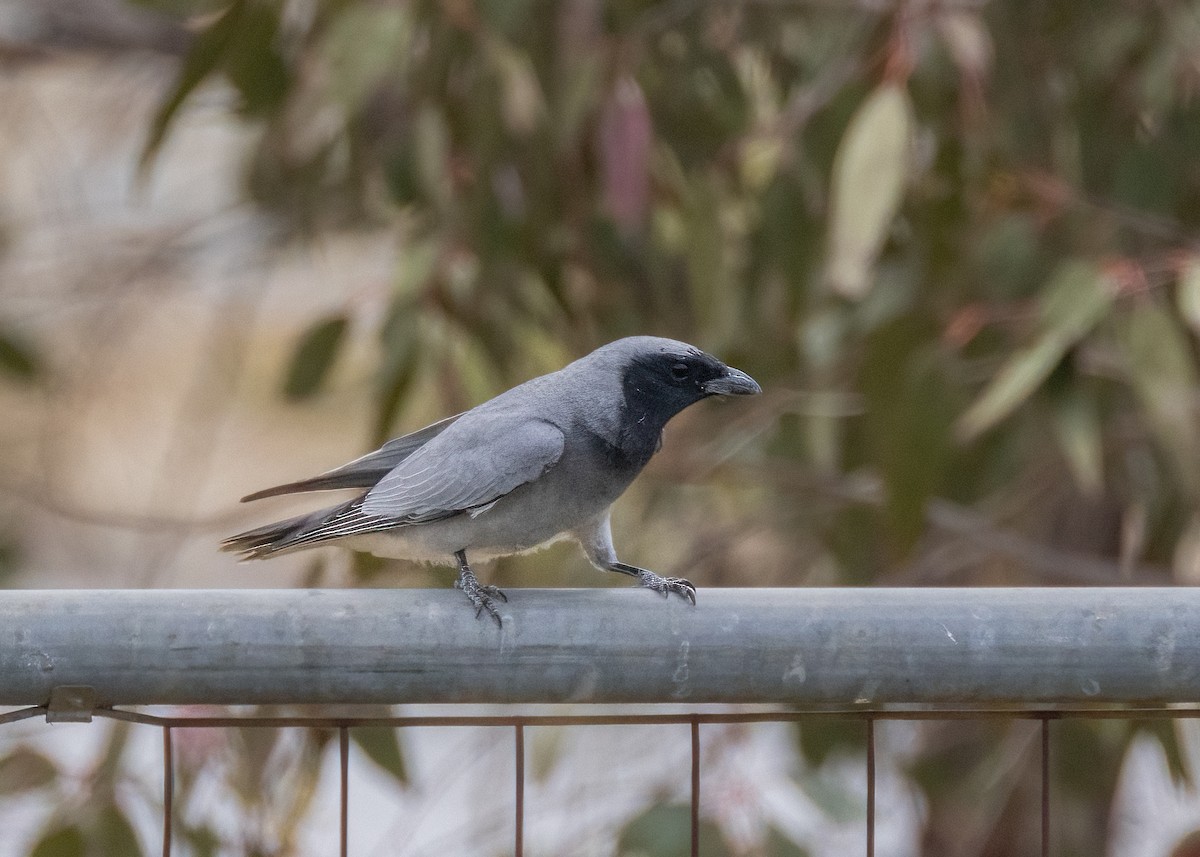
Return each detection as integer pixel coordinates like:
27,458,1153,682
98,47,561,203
86,705,1200,730
0,707,46,725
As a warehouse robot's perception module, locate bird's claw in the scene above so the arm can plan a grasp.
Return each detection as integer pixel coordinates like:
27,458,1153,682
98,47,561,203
482,584,509,603
454,571,507,627
636,570,697,605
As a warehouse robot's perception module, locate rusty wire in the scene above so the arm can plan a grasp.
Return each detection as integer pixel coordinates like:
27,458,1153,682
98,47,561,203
4,703,1199,855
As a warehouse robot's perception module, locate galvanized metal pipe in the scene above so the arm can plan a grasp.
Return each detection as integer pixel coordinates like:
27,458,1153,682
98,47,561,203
0,588,1196,707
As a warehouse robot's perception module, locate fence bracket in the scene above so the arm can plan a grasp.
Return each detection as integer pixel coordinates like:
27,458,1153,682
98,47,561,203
46,685,97,723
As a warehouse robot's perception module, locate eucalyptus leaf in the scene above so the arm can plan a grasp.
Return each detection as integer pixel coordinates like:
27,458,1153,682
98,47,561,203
795,719,867,767
1176,260,1200,334
95,805,142,857
957,336,1065,441
0,327,40,382
825,83,913,300
1051,387,1104,497
321,6,411,112
351,727,408,784
958,261,1113,440
141,0,248,169
30,826,84,857
618,804,731,857
1118,301,1200,491
765,827,811,857
0,748,57,794
284,315,349,401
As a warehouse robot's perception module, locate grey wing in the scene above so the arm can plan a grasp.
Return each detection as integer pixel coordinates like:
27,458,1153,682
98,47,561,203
240,413,463,502
360,416,565,521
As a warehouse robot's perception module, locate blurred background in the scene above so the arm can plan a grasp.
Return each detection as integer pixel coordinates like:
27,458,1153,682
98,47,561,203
2,0,1200,853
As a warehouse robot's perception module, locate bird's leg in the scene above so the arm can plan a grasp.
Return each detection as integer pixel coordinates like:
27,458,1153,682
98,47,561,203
609,561,697,606
574,511,697,606
453,550,507,627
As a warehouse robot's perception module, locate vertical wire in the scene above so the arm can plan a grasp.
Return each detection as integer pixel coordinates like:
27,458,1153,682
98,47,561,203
691,717,700,857
162,726,173,857
340,726,349,857
866,717,876,857
1041,717,1050,857
515,723,525,857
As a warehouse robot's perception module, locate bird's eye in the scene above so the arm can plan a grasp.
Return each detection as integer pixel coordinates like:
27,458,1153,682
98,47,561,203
670,362,690,381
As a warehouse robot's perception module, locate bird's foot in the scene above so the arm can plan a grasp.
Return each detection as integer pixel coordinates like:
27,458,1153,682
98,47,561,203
636,569,697,605
454,564,507,627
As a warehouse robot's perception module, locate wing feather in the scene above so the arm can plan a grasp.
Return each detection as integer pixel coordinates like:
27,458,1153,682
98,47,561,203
360,416,564,521
240,413,462,502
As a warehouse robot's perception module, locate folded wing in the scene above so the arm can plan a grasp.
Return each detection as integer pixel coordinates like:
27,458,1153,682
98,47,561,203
224,415,564,558
361,415,565,521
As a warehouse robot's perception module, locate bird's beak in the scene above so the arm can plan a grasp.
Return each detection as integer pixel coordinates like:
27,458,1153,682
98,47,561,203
702,366,762,397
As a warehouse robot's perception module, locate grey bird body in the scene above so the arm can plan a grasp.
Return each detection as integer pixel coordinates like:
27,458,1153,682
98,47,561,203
223,336,760,622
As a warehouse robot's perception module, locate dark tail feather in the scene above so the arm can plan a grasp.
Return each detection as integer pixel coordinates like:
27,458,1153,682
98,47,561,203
240,474,380,503
221,500,356,560
239,413,463,503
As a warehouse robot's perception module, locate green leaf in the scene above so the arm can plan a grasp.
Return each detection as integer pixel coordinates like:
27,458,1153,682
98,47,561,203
1036,260,1114,340
141,0,288,170
825,83,913,300
487,36,545,135
958,261,1113,440
764,827,811,857
1176,259,1200,333
958,336,1065,441
320,6,411,112
1051,386,1104,497
1119,301,1200,492
0,748,57,793
617,804,731,857
0,327,41,382
351,727,407,784
95,805,142,857
798,773,863,824
181,824,221,857
142,0,248,170
414,107,452,213
222,3,289,116
373,295,422,443
30,826,85,857
283,315,349,400
795,719,867,768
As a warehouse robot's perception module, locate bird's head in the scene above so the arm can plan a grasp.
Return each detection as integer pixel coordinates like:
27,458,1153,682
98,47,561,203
603,336,761,423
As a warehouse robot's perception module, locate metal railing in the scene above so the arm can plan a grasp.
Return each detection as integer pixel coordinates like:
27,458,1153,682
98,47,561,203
2,587,1199,856
3,587,1197,706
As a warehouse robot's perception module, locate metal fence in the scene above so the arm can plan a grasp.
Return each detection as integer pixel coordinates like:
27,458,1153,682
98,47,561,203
3,587,1199,856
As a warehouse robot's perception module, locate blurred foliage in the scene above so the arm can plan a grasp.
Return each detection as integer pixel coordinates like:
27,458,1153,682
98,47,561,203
126,0,1200,850
15,725,143,857
4,0,1200,852
0,325,42,383
618,804,732,857
350,725,408,783
282,313,349,399
137,0,1200,592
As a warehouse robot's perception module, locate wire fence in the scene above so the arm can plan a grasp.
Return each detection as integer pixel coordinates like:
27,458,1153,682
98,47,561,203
6,703,1200,856
3,586,1199,855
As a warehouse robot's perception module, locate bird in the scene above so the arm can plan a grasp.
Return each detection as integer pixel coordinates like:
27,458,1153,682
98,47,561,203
221,336,761,625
